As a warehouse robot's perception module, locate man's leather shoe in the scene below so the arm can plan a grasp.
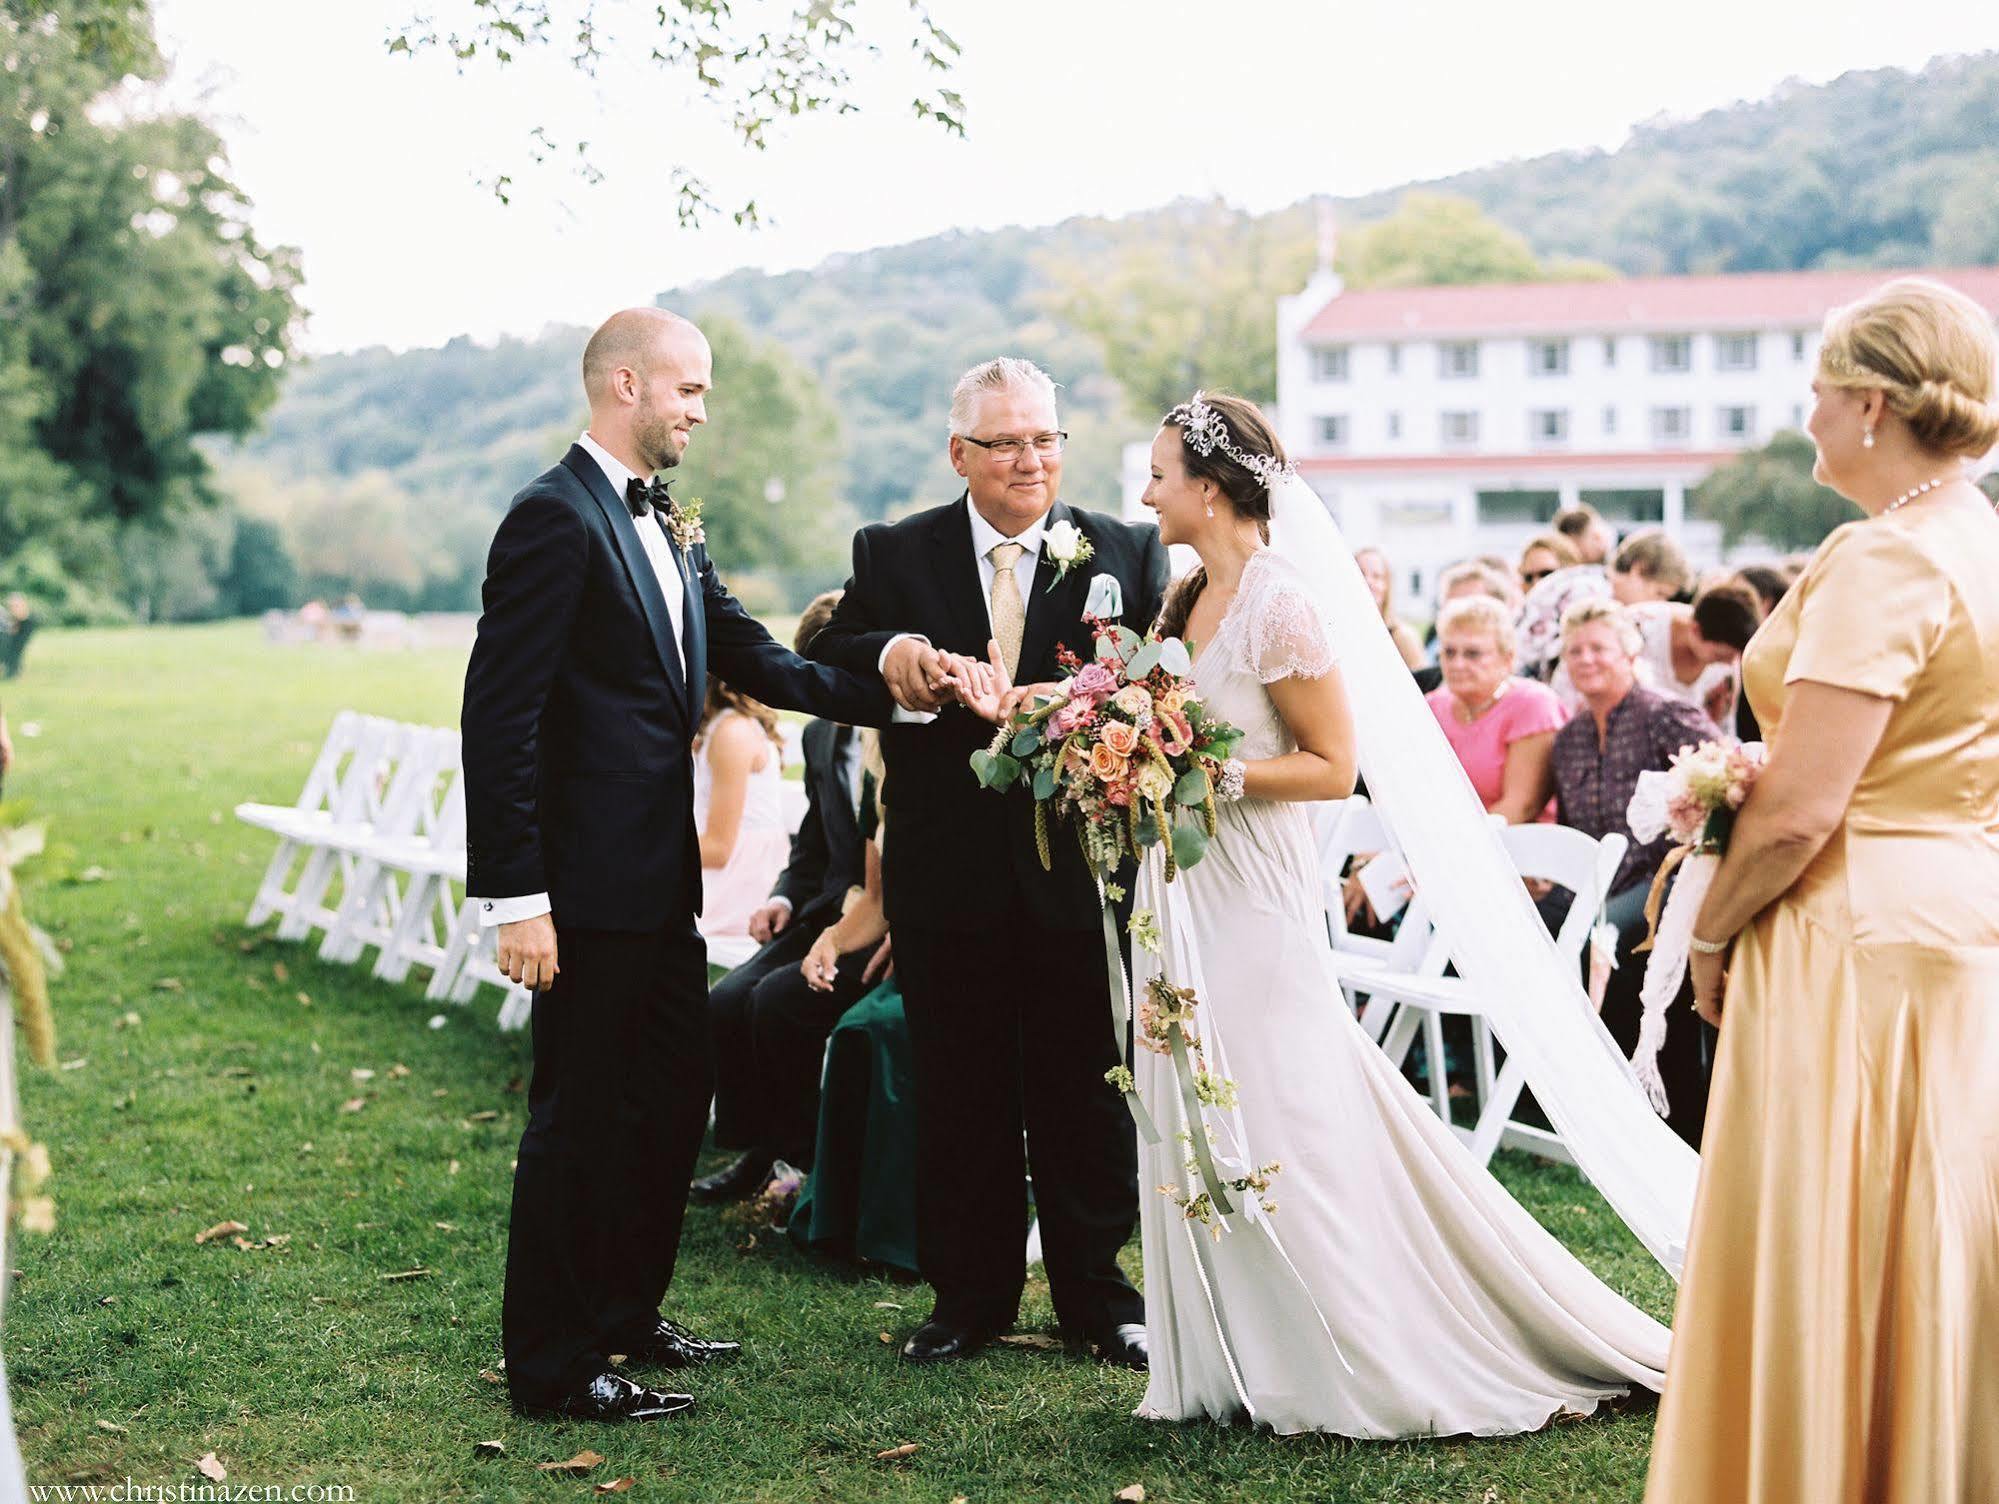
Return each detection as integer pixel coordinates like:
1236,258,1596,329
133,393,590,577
623,1318,741,1370
1095,1323,1149,1370
690,1151,775,1204
517,1371,694,1422
901,1319,994,1364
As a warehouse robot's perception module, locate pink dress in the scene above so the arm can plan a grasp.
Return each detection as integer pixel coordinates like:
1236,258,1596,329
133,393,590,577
693,711,792,943
1425,678,1568,822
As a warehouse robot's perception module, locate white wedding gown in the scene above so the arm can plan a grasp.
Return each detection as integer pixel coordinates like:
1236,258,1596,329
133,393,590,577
1134,551,1669,1437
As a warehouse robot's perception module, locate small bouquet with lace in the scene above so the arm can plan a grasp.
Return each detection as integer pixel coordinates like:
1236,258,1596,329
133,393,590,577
1625,739,1765,1112
968,616,1245,882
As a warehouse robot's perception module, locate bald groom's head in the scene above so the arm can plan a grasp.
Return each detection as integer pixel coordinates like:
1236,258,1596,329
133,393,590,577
581,308,711,475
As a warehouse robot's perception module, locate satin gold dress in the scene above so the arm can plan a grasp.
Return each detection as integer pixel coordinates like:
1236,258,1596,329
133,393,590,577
1646,497,1999,1503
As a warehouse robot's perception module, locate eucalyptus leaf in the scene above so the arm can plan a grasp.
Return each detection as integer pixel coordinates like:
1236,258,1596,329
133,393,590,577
1134,817,1161,849
1110,625,1143,661
1011,726,1042,757
989,752,1021,788
1032,765,1056,800
1174,768,1211,805
1170,819,1209,871
968,749,991,783
1125,642,1162,680
1157,637,1194,676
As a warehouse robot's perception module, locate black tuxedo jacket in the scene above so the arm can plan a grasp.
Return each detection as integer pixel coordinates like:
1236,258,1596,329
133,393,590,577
770,717,867,931
462,445,892,933
808,496,1171,933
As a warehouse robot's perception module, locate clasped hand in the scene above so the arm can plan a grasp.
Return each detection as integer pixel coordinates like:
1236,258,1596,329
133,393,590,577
881,637,1053,725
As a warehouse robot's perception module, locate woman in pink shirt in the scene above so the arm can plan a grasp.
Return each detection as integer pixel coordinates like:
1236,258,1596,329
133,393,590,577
1424,596,1567,822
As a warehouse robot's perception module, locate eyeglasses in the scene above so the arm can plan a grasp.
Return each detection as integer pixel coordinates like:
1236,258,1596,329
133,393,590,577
1439,644,1496,664
960,431,1067,463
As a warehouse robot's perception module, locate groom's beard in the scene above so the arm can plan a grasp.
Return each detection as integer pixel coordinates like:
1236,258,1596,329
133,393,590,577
634,414,685,475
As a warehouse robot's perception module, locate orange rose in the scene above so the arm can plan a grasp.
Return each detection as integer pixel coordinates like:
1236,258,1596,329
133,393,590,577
1099,720,1140,757
1088,742,1129,782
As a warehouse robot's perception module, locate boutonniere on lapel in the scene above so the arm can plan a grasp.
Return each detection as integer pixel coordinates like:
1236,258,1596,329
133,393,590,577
664,494,706,551
1042,517,1093,591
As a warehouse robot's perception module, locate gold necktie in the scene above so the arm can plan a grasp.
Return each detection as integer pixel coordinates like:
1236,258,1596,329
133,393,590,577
988,540,1027,680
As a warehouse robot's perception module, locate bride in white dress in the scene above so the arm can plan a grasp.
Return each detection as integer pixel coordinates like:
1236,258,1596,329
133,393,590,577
1119,393,1669,1438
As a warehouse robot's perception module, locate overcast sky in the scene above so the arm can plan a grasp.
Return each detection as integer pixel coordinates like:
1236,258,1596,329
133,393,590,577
149,0,1999,354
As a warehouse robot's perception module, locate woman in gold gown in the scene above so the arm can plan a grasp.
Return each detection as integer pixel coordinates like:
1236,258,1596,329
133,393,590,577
1647,277,1999,1502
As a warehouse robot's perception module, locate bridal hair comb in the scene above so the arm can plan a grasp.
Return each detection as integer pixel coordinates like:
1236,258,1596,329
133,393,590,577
1170,395,1296,491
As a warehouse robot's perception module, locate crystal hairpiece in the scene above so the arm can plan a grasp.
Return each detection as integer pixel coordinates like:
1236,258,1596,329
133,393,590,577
1173,395,1295,491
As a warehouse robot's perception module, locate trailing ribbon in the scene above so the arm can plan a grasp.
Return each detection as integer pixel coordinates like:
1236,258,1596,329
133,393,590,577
1098,884,1160,1145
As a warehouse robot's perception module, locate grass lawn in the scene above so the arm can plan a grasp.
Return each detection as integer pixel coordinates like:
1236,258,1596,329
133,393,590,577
7,621,1674,1502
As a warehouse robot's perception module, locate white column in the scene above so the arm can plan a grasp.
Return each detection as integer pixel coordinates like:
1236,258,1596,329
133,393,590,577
1663,480,1687,535
1557,481,1582,511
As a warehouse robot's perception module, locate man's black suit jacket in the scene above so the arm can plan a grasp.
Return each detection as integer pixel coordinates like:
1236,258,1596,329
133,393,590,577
462,445,891,933
769,718,867,931
808,496,1171,933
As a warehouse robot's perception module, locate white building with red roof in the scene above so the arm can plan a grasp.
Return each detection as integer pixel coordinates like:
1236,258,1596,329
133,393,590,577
1259,250,1999,605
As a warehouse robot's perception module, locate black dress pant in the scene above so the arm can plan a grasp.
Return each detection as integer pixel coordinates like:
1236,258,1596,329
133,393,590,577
709,917,877,1166
893,910,1142,1339
502,919,712,1405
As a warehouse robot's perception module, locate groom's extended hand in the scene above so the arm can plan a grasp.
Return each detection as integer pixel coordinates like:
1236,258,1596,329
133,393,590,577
497,915,560,991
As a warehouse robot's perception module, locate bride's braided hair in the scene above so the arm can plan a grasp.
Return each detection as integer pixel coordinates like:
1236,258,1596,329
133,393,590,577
1155,392,1288,642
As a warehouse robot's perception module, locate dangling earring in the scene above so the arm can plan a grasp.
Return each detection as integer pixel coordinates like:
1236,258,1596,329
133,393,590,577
1204,502,1215,518
1862,427,1875,449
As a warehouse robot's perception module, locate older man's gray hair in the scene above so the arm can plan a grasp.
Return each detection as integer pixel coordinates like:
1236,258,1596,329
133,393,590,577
947,357,1060,437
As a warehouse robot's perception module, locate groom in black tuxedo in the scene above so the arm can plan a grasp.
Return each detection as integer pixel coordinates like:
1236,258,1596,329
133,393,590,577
809,358,1170,1366
461,308,892,1423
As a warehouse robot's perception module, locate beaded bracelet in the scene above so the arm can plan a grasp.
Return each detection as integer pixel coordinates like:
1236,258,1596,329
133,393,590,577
1214,758,1247,804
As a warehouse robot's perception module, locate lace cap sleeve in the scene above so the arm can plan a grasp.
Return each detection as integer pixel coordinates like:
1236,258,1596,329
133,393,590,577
1241,557,1337,684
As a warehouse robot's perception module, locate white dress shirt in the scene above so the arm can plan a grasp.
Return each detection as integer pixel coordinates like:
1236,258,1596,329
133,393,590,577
879,498,1048,723
477,433,692,929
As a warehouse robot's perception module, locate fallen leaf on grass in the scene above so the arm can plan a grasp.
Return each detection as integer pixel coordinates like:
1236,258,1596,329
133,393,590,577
378,1268,432,1282
230,1234,291,1252
154,978,183,992
536,1449,605,1474
1481,1491,1500,1504
1115,1486,1146,1503
435,1221,456,1232
194,1221,248,1245
466,1110,499,1123
472,1439,506,1457
195,1453,227,1483
874,1444,920,1462
388,1063,411,1079
339,1098,367,1114
872,1301,903,1310
273,962,289,982
594,1480,637,1496
115,1012,142,1030
95,1419,127,1434
351,1068,375,1082
97,1295,116,1306
219,1066,253,1079
59,1058,87,1071
878,1331,893,1344
448,1160,461,1176
477,1369,502,1384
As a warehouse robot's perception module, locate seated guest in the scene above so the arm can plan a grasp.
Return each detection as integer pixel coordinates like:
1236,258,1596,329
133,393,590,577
1421,559,1516,680
1552,503,1616,565
1548,598,1717,1147
1626,581,1762,728
1729,565,1791,742
1517,530,1581,595
1607,528,1693,606
692,678,792,946
1425,597,1567,824
696,594,873,1204
1354,546,1426,671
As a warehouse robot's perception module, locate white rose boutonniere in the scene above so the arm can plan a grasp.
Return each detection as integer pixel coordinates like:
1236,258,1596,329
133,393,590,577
665,495,706,551
1043,518,1093,591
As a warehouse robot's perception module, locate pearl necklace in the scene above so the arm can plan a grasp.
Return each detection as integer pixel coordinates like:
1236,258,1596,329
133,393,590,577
1880,475,1955,516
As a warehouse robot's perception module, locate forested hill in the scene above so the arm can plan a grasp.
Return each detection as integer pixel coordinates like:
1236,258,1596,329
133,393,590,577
226,53,1999,612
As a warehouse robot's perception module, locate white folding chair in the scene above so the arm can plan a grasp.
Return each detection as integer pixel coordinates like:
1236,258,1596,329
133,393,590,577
319,729,466,977
276,720,436,946
238,711,368,927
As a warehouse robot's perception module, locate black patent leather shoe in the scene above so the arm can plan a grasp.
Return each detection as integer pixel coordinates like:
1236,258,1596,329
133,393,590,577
623,1318,742,1369
517,1371,694,1422
690,1151,776,1204
1094,1323,1149,1370
901,1319,995,1364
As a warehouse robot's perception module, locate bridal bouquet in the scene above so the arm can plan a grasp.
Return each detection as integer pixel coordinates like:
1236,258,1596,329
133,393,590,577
969,614,1266,1223
1625,739,1765,1112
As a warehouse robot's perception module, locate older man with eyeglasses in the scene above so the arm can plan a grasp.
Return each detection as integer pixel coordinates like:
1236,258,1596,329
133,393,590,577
808,357,1171,1370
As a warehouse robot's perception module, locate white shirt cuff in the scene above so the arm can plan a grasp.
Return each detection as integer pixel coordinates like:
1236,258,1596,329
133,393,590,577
478,893,552,927
767,895,794,915
879,632,937,724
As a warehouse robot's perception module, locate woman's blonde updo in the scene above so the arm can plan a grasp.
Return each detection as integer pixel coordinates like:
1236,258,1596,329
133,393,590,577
1817,276,1999,460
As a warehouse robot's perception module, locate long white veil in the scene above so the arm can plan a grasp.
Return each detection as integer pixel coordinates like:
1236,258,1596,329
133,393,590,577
1268,475,1698,1277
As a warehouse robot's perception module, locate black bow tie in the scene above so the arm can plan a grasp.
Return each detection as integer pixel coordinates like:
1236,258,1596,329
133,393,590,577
625,475,672,519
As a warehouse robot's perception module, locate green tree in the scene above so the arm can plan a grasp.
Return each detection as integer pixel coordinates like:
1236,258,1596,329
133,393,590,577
1342,192,1543,287
1692,430,1857,548
218,515,300,616
391,1,964,224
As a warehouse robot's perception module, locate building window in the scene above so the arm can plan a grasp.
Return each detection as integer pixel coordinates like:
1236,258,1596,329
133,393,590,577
1386,343,1402,375
1602,405,1618,436
1791,332,1808,360
1652,405,1692,446
1716,333,1759,372
1440,410,1480,446
1650,335,1692,373
1477,489,1560,524
1439,341,1480,379
1603,336,1618,367
1317,414,1349,448
1380,500,1455,528
1530,408,1569,445
1719,405,1756,442
1385,412,1402,440
1529,338,1570,376
1580,487,1665,524
1312,346,1350,383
